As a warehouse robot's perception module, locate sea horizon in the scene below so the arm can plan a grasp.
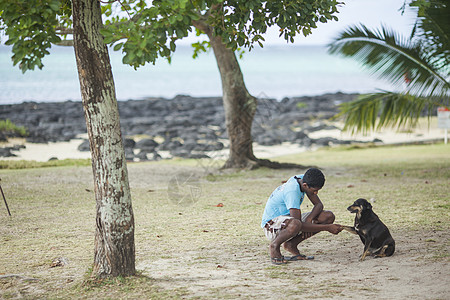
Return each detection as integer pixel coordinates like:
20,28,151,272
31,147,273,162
0,44,398,105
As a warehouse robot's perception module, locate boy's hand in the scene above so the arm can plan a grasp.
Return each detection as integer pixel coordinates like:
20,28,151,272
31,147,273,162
327,224,343,234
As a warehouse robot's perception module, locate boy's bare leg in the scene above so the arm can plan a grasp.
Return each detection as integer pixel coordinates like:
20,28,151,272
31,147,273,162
283,211,336,256
269,219,302,259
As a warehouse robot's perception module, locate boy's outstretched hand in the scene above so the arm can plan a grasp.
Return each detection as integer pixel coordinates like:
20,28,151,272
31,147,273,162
327,224,344,234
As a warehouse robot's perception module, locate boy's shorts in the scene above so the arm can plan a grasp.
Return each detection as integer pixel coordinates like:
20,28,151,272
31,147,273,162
263,212,311,242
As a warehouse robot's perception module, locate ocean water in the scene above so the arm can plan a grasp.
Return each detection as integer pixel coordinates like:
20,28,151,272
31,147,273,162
0,44,397,104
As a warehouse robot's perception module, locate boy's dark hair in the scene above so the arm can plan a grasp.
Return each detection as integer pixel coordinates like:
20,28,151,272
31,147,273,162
303,168,325,188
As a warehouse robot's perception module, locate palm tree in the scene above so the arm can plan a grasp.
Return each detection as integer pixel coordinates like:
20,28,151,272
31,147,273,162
327,0,449,134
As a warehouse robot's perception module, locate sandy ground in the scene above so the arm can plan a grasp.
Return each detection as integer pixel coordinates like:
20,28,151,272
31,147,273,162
1,120,447,162
137,229,449,299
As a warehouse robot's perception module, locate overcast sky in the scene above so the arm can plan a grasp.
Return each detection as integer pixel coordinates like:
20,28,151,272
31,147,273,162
180,0,417,46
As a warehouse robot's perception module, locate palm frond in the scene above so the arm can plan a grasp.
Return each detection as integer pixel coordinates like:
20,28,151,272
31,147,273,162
327,24,450,98
412,0,450,73
335,92,440,135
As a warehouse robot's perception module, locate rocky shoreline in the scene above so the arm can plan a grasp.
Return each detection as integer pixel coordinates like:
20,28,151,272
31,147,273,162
0,93,377,161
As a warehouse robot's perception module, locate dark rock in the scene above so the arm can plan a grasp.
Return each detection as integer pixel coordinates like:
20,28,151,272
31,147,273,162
188,153,210,159
182,140,199,152
170,149,190,158
135,150,149,161
0,147,16,157
151,152,162,161
78,139,90,152
124,148,135,161
159,140,183,151
312,137,352,147
123,138,136,149
193,141,224,152
135,138,159,151
26,135,49,144
11,144,26,151
304,123,338,133
0,93,371,160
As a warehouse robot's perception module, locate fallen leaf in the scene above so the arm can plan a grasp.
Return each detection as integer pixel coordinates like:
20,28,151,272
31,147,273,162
347,185,354,188
50,257,67,268
216,203,224,207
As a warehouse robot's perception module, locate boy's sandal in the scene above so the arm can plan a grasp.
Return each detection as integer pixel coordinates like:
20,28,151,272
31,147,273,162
286,254,314,261
270,256,288,265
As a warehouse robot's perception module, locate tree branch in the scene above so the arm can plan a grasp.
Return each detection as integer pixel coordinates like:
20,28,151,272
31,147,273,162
55,27,74,35
56,40,74,46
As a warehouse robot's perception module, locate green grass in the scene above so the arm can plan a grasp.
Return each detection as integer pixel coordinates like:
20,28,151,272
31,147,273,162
0,119,28,137
0,158,91,169
0,143,449,299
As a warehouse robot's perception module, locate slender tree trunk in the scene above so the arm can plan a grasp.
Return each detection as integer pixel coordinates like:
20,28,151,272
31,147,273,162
72,0,135,277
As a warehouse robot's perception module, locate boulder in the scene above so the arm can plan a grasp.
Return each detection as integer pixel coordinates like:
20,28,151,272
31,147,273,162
135,138,159,151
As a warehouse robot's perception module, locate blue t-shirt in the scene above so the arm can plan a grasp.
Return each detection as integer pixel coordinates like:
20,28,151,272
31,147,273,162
261,174,305,228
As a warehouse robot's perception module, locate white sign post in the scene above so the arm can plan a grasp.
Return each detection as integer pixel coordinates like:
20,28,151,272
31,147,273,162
437,107,450,144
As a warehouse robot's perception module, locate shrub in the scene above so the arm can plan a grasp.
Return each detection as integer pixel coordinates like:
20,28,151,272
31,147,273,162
0,119,28,137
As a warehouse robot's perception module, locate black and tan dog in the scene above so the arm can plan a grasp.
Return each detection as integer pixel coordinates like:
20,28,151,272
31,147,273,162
342,198,395,261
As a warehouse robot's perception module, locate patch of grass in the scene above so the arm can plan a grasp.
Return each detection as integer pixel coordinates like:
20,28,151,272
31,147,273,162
72,272,186,299
0,119,28,137
296,102,308,109
0,158,91,169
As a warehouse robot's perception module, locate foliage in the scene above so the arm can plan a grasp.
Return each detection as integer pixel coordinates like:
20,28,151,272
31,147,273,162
1,0,342,70
96,0,342,68
410,0,450,69
337,92,436,134
328,0,450,134
0,119,28,137
0,0,71,73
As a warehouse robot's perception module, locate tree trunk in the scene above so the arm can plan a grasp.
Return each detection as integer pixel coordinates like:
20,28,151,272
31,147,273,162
194,21,307,170
194,22,258,169
72,0,135,277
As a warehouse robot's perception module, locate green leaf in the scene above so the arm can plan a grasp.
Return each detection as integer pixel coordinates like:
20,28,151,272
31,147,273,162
113,42,124,51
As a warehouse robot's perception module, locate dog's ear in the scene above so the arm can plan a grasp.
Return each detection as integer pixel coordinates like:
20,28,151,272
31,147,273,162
363,199,372,210
357,198,372,210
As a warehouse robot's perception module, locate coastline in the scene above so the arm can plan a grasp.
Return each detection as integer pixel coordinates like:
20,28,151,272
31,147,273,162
0,93,446,162
1,119,445,162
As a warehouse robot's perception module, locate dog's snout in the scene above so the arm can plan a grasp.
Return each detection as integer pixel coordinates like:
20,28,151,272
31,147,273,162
347,204,359,213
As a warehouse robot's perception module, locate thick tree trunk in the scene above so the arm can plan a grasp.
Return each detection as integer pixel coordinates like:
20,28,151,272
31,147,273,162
72,0,135,277
194,21,307,170
194,22,258,169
